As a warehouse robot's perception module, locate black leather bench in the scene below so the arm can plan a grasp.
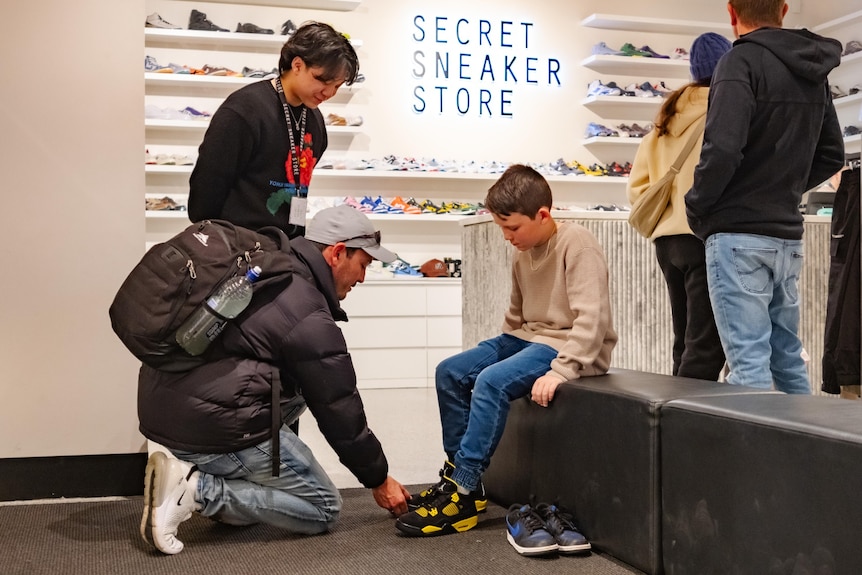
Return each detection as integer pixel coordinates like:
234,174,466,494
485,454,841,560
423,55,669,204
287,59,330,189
483,368,777,575
661,394,862,575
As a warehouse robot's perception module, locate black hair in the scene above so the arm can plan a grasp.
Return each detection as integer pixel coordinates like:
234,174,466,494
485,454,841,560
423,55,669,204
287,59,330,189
278,21,359,85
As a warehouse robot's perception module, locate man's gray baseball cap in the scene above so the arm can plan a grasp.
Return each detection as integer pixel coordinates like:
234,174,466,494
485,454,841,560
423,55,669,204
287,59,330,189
305,204,397,263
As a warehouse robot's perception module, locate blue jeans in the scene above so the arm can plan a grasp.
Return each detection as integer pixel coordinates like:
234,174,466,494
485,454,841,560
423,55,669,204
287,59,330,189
436,334,558,491
705,233,811,394
171,424,342,533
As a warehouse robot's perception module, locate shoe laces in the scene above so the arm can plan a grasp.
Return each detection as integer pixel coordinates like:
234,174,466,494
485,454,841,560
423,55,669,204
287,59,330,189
537,503,576,534
512,505,548,533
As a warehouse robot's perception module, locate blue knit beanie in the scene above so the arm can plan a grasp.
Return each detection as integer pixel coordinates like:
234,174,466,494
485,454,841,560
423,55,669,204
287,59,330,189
690,32,733,82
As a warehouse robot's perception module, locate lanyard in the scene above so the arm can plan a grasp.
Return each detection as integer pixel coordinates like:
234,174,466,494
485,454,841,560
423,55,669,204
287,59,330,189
274,77,307,191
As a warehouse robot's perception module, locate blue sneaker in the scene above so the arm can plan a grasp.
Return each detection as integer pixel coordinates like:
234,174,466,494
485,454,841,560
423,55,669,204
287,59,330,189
535,503,591,554
388,258,422,276
506,504,559,556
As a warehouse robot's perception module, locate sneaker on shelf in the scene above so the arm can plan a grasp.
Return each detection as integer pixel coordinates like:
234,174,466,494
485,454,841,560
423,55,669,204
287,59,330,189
587,79,621,97
396,488,483,536
672,47,690,60
591,41,625,56
831,85,848,99
155,154,176,165
535,503,591,554
140,452,200,554
387,259,423,277
236,22,274,34
624,82,658,98
638,45,670,59
280,19,298,36
851,85,861,95
629,123,653,137
346,115,364,126
180,106,210,119
620,43,651,57
585,122,619,138
653,82,674,96
144,55,171,73
842,40,862,56
638,81,663,97
605,81,635,96
325,113,347,126
146,196,186,211
390,196,422,214
202,64,241,77
146,12,182,29
505,504,559,556
188,9,229,32
844,125,861,137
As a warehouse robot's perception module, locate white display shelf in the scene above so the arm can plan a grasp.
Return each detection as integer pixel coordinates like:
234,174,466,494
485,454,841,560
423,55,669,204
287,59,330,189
840,50,862,68
834,92,862,112
580,13,730,36
144,118,364,135
187,0,360,10
145,28,362,52
580,54,691,79
144,164,630,187
582,95,662,120
144,72,366,93
145,210,190,219
812,9,862,34
583,135,644,149
145,119,210,131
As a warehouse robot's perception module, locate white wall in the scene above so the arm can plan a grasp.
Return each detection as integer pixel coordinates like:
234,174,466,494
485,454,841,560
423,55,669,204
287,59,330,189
1,0,858,460
0,1,145,457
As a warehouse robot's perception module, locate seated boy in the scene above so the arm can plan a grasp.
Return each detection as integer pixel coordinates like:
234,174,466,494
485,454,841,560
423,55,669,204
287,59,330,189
396,164,618,540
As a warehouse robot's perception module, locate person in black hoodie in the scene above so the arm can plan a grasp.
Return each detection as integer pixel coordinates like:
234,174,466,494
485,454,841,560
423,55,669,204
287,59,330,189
138,205,410,555
685,0,845,394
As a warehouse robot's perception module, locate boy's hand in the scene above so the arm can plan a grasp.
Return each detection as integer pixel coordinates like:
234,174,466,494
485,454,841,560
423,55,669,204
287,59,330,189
531,374,565,407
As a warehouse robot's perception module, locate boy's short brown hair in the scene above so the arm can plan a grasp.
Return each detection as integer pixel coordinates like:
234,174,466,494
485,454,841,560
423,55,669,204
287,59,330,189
729,0,785,28
484,164,553,218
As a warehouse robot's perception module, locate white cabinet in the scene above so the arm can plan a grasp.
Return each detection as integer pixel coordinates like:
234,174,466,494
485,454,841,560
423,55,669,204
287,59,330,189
339,280,463,389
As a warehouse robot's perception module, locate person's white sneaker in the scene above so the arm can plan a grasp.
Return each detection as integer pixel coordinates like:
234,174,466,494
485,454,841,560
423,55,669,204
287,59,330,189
140,452,200,555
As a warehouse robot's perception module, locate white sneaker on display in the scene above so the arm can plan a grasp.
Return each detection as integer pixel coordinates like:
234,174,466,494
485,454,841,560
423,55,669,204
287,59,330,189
146,12,182,30
140,451,201,555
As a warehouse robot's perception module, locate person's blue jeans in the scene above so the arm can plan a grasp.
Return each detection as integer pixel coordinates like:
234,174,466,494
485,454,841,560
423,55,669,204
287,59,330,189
436,334,558,491
705,233,811,394
171,423,342,533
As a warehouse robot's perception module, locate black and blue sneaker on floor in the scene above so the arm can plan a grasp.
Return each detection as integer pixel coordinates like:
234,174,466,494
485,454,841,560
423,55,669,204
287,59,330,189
535,503,591,554
505,504,559,556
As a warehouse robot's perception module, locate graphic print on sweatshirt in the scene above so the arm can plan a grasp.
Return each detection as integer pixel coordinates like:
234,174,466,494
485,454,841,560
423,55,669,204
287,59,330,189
266,132,317,216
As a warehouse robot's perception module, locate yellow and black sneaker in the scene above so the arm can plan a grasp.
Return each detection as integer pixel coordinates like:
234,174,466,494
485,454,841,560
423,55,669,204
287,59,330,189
396,489,483,537
407,461,488,513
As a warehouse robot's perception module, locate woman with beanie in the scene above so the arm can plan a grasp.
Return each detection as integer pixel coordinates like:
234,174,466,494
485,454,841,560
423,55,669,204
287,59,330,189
626,32,732,380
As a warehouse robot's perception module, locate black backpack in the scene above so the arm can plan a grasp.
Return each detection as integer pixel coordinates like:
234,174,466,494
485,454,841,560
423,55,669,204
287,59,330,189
109,219,293,372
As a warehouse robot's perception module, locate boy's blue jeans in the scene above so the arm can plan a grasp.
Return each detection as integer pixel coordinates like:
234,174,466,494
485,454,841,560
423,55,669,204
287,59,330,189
436,333,558,492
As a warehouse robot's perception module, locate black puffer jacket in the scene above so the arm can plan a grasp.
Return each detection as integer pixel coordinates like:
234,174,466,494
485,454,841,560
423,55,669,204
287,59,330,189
137,237,388,488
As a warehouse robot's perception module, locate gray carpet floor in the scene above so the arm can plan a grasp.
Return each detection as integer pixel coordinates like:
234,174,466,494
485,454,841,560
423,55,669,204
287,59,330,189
1,487,643,575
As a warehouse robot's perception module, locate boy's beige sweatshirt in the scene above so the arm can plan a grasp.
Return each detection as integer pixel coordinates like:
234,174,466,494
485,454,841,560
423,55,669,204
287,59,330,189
503,220,618,382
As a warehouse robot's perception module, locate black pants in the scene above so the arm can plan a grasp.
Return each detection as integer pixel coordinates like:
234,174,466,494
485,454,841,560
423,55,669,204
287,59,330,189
822,167,861,393
654,234,726,380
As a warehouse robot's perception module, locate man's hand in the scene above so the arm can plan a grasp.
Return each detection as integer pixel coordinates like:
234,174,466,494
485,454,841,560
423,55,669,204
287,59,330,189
531,374,565,407
371,475,410,517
